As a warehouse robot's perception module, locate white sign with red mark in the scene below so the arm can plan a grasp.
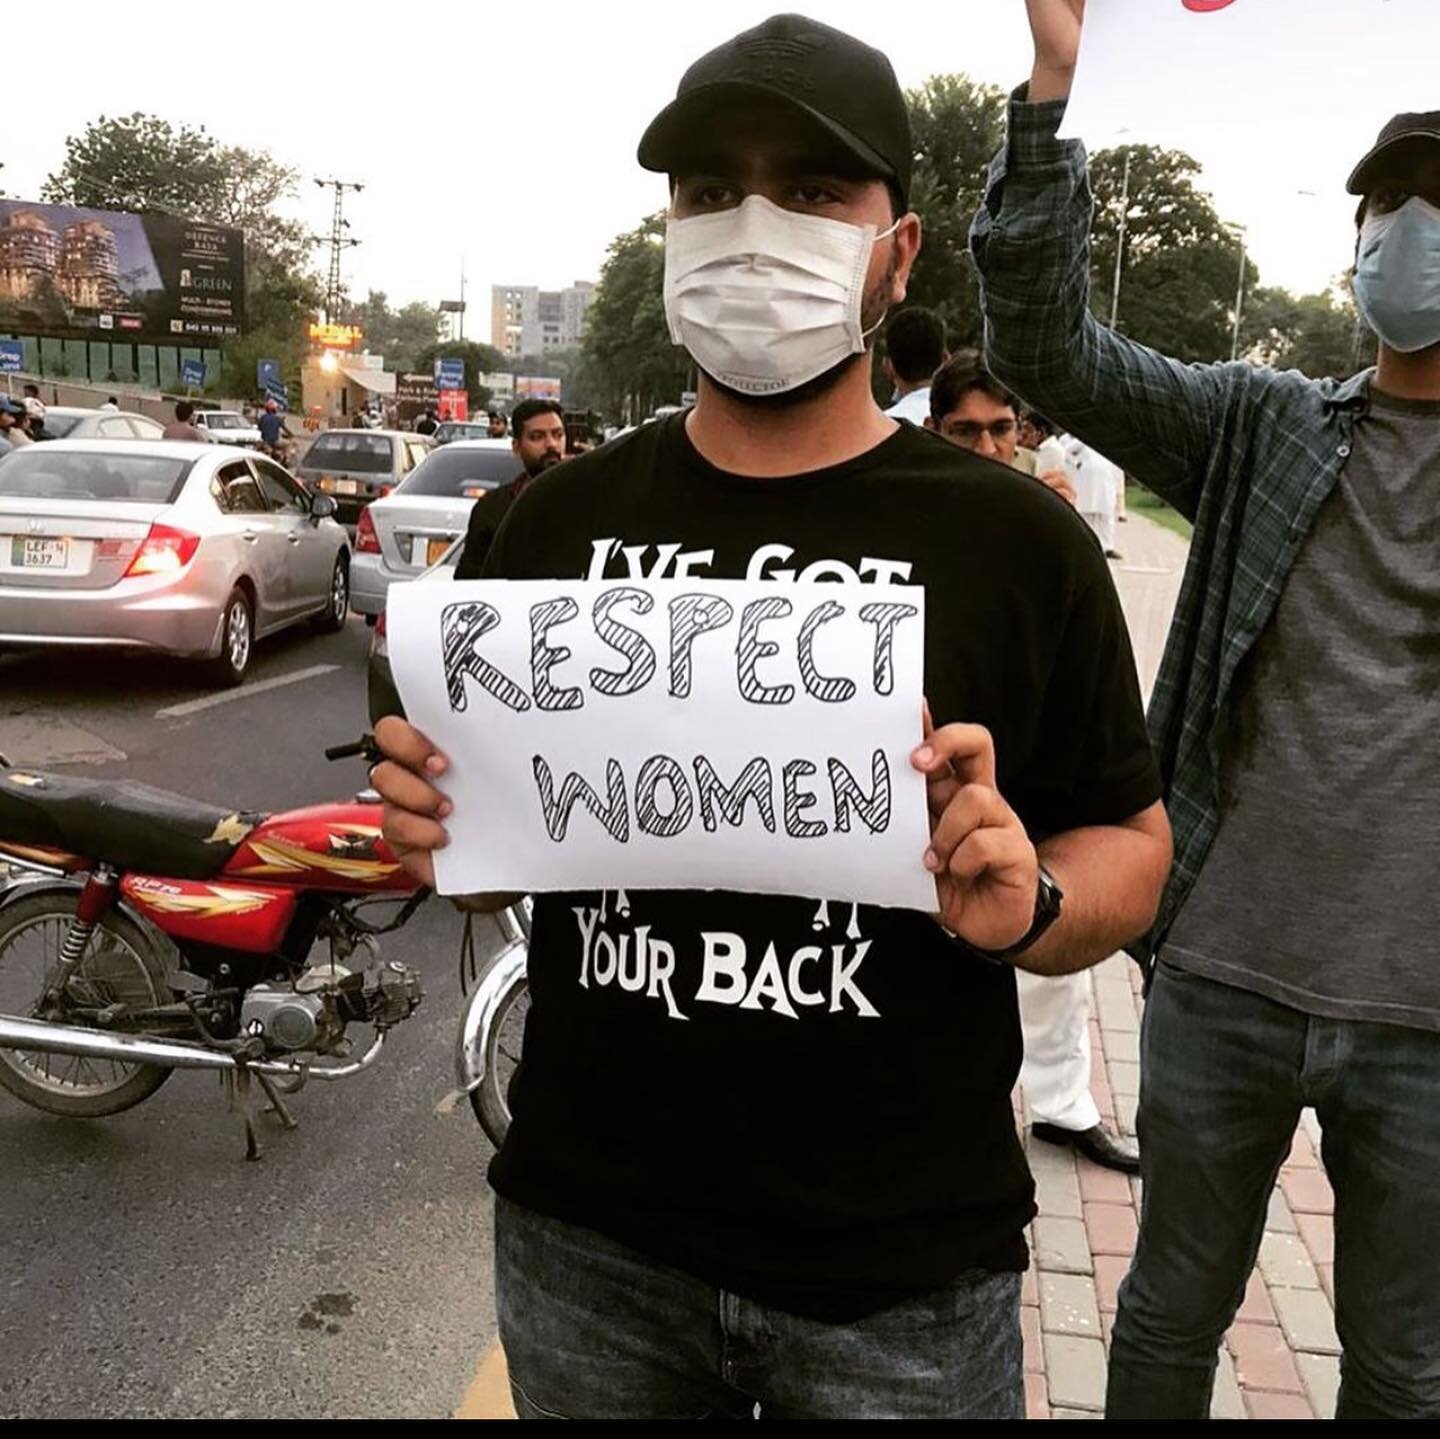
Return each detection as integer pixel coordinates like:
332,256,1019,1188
1058,0,1433,152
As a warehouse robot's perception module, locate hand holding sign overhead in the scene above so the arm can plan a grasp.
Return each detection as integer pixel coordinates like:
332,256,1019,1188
1025,0,1085,103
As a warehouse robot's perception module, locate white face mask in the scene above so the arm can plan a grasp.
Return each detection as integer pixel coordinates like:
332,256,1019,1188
662,194,899,397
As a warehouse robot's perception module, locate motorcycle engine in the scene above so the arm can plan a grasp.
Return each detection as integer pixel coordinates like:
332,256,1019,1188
239,962,423,1056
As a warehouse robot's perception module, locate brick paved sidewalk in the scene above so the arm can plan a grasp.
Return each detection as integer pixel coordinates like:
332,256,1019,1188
1016,955,1340,1420
1016,516,1340,1420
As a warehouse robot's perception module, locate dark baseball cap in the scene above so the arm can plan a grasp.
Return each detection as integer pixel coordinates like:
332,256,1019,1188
638,13,913,206
1347,110,1440,195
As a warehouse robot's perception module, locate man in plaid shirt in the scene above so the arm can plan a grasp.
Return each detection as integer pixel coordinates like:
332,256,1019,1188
972,0,1440,1421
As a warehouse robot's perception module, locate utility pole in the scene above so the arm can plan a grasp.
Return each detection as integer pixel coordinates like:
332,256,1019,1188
1229,224,1248,362
1109,150,1131,331
312,177,364,323
459,256,466,341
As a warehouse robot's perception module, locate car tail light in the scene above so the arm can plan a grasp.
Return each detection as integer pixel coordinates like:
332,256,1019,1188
355,507,381,555
124,523,201,578
377,485,394,499
375,609,388,638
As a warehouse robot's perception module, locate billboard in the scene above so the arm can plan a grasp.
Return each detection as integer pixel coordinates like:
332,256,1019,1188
515,375,561,401
434,357,465,391
0,197,244,342
0,341,22,373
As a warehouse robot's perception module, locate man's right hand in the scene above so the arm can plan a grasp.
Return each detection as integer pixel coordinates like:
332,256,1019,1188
373,714,451,890
1037,467,1078,507
1026,0,1084,102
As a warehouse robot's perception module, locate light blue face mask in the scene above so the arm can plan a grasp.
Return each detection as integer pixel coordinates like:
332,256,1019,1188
1353,196,1440,354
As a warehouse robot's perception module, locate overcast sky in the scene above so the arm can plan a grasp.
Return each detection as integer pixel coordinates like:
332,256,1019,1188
7,2,1416,321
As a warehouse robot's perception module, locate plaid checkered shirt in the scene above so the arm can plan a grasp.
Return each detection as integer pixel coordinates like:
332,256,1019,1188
969,93,1374,965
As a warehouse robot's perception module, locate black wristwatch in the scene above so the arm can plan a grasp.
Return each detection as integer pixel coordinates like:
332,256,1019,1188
937,864,1064,962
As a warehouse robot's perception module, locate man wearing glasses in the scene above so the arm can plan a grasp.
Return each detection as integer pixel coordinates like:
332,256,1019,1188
926,350,1077,506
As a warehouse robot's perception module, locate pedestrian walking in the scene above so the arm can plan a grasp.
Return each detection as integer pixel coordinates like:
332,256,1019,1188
161,400,208,442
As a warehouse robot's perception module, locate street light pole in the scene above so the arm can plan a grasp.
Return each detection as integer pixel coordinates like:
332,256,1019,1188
1229,225,1247,362
1109,150,1131,330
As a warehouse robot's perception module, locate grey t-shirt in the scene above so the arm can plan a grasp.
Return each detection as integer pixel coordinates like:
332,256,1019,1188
1163,388,1440,1031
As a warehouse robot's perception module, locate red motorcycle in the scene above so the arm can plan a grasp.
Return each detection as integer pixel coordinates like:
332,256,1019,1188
0,740,426,1157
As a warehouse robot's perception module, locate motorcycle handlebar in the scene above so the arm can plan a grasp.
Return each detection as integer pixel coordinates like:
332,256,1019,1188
325,735,381,764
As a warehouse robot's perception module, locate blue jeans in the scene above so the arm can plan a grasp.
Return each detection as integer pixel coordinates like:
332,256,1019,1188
494,1197,1024,1419
1108,962,1440,1420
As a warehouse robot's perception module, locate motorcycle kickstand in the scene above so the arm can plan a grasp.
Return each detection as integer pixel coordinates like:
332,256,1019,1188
254,1071,300,1132
226,1067,265,1162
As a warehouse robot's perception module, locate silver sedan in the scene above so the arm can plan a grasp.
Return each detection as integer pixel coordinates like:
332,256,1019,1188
36,408,167,441
0,441,351,686
350,439,518,618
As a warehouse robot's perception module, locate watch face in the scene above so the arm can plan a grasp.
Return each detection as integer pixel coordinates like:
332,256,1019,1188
1037,866,1063,917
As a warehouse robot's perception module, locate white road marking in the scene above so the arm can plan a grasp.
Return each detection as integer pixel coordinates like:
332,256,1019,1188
155,664,339,719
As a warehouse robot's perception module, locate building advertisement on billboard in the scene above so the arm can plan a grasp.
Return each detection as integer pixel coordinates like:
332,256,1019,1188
515,375,561,401
0,198,245,342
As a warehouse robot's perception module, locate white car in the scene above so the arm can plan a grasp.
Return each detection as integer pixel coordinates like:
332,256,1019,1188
194,410,262,448
349,439,518,619
38,407,167,441
0,441,350,686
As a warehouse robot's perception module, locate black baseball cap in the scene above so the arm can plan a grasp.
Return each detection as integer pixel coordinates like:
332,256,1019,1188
1347,111,1440,195
638,13,913,206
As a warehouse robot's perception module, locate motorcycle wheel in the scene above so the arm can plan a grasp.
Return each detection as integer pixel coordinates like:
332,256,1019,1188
0,892,174,1117
469,971,530,1149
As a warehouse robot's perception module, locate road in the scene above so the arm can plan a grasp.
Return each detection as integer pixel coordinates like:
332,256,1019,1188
0,617,507,1420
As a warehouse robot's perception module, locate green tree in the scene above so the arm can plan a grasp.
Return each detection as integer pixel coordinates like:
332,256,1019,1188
1088,145,1253,363
1241,279,1371,379
903,75,1008,349
343,290,442,371
581,212,690,422
44,113,323,396
414,339,507,408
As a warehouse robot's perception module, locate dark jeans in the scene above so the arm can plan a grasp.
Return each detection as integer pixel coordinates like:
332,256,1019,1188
494,1197,1024,1419
1107,962,1440,1420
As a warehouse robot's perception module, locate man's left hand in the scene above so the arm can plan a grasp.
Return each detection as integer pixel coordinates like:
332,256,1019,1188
913,709,1040,951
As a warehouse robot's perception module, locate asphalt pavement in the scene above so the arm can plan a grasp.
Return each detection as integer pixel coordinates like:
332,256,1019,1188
0,617,507,1419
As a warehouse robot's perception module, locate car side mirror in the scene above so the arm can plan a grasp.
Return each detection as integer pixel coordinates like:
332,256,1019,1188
310,492,338,522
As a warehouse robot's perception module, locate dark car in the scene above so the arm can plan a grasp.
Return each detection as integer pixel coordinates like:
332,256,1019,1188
295,429,434,526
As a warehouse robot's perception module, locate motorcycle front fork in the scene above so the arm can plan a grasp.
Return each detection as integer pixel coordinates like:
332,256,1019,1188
37,865,120,1011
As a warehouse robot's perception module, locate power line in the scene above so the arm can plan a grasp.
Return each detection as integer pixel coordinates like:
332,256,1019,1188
311,177,363,323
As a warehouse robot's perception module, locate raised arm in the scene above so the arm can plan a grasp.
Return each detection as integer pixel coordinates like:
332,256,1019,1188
969,0,1253,520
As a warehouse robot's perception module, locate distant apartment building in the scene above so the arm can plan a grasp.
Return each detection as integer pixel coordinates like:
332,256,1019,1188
491,280,595,356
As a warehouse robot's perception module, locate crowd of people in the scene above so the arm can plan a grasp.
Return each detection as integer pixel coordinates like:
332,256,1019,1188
366,1,1439,1422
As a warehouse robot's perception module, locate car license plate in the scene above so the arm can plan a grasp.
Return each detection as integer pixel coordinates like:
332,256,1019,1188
333,478,359,495
12,537,68,569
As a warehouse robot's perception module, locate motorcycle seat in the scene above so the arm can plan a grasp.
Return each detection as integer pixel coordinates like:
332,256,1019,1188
0,768,266,881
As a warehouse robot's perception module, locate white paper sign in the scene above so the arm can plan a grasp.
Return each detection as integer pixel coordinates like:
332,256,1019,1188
387,578,934,912
1059,0,1435,152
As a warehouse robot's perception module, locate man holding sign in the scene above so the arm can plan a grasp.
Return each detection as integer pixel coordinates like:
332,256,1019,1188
974,0,1440,1420
375,13,1170,1421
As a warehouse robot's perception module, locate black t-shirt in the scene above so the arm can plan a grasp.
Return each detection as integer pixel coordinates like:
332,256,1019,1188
479,414,1160,1321
455,477,525,580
